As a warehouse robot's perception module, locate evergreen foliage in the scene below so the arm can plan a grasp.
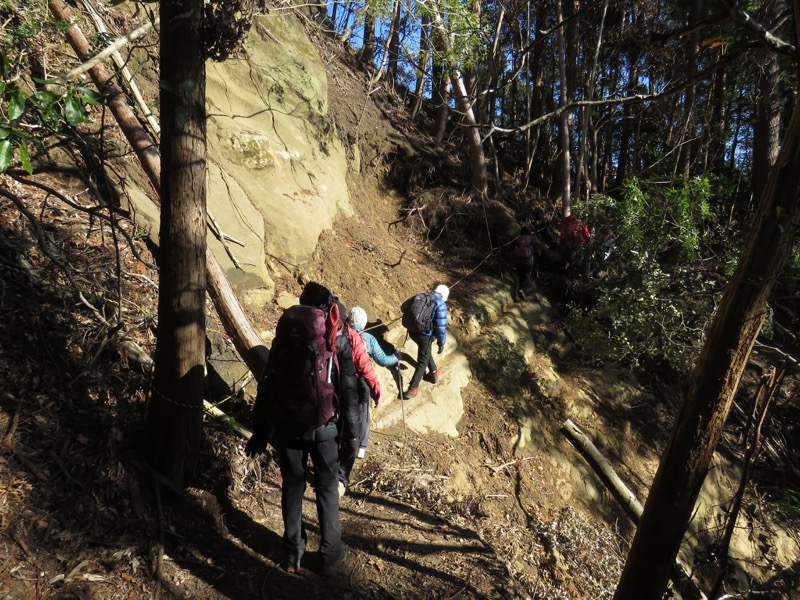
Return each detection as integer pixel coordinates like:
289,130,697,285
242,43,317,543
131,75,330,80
570,178,735,371
0,10,101,174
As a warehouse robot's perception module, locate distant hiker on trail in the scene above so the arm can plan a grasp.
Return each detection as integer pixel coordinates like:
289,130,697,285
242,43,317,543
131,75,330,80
349,306,401,460
557,213,591,280
400,284,449,400
601,226,616,261
512,225,537,301
332,299,381,497
244,281,349,575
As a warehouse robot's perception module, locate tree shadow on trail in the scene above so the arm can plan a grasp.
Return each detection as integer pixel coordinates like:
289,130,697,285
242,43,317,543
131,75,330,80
339,491,516,599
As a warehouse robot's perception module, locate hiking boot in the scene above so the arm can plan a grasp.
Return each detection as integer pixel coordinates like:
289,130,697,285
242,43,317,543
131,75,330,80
284,556,302,574
423,369,441,384
357,447,366,459
338,481,346,498
320,547,347,576
403,387,418,400
518,288,527,301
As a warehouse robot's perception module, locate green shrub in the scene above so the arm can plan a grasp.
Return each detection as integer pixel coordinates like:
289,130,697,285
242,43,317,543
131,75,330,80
0,11,102,174
571,178,731,371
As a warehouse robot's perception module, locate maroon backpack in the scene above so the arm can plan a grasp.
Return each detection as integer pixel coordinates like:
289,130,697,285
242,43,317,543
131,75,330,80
513,234,534,260
259,305,338,433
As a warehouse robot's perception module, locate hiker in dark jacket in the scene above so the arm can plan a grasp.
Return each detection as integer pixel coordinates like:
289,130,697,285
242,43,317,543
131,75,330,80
245,281,350,575
349,306,400,459
335,300,381,497
512,226,536,300
402,284,449,399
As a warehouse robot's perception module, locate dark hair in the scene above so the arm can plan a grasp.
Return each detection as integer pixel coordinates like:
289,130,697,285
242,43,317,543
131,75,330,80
520,226,531,236
299,281,333,309
335,299,347,319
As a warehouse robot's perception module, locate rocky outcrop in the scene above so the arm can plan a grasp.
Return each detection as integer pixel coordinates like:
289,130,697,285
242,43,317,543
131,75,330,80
128,12,351,311
204,13,352,309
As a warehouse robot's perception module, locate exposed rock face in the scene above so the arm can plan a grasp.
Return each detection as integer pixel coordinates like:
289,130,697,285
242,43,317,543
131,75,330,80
183,12,352,309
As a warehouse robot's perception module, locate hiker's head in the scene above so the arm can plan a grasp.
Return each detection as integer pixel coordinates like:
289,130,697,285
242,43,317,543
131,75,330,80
349,306,367,329
299,281,333,309
435,284,450,302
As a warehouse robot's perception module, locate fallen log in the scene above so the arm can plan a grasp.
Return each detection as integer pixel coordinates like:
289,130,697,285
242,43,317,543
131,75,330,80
50,0,269,379
562,419,643,522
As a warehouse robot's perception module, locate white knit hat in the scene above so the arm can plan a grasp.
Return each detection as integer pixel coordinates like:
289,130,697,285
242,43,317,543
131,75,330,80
435,284,449,302
349,306,368,329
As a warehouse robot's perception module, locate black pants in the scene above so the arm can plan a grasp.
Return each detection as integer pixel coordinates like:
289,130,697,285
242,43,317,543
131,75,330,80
277,424,343,567
515,260,533,289
338,380,366,486
357,378,371,450
338,429,360,487
408,332,436,390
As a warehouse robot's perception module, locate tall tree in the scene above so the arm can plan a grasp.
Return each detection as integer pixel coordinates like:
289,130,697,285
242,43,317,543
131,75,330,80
411,13,431,119
144,0,207,486
386,0,403,85
676,0,705,180
555,0,572,215
361,0,376,68
614,94,800,600
752,2,783,200
428,0,488,194
575,0,609,200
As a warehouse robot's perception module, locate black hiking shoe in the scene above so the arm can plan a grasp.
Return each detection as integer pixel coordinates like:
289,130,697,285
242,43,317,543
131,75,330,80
284,556,302,574
320,547,347,576
402,387,418,400
427,369,441,384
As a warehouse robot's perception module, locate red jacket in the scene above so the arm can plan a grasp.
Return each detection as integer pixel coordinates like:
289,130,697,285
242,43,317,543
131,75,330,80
345,324,381,400
558,215,591,247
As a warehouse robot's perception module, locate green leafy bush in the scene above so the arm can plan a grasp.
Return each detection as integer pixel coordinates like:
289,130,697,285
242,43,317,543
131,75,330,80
570,178,732,372
0,13,102,174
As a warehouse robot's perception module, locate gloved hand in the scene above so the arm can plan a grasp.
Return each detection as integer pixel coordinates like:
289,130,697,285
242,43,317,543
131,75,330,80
373,392,382,409
437,344,444,355
394,349,402,360
245,432,268,457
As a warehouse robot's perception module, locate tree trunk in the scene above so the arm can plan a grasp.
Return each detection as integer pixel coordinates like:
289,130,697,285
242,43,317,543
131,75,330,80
752,47,781,201
555,0,571,215
676,0,704,180
411,14,430,120
523,0,546,192
614,97,800,600
450,72,489,195
428,5,488,195
576,0,609,199
49,0,269,459
461,0,482,120
145,0,207,486
614,51,639,190
484,4,505,128
386,0,402,85
708,65,728,173
431,56,450,144
361,1,376,68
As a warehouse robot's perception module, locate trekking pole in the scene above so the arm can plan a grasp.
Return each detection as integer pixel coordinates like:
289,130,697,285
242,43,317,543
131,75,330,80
396,364,407,443
398,329,409,443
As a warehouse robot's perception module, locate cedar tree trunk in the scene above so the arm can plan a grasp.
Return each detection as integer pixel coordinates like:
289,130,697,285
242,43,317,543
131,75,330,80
145,0,207,486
